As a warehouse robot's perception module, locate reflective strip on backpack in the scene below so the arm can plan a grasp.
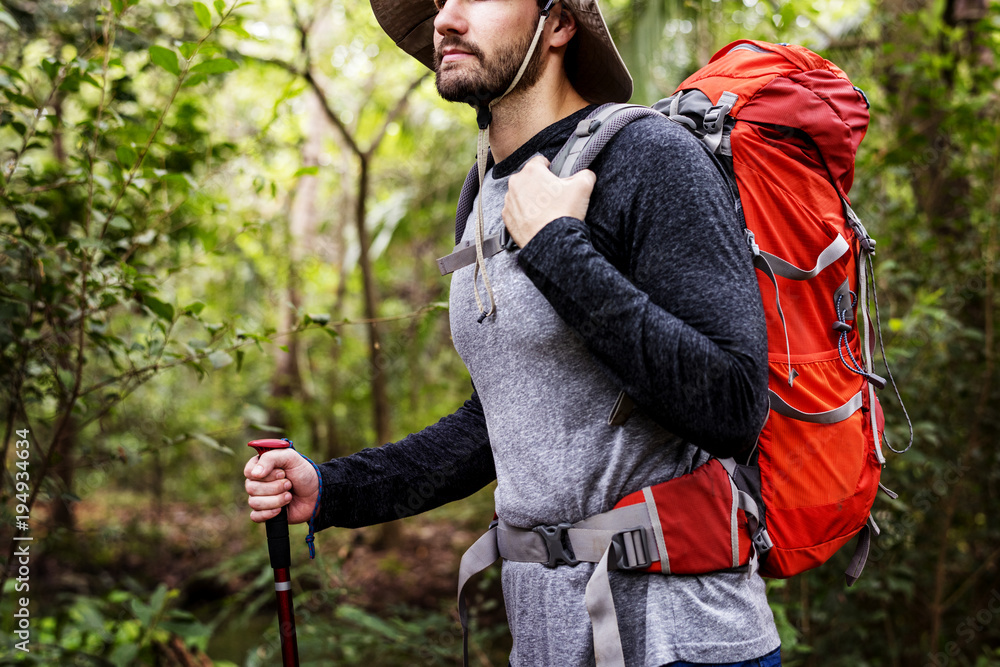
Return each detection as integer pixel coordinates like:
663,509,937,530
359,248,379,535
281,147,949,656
757,234,851,281
643,486,670,574
767,389,863,424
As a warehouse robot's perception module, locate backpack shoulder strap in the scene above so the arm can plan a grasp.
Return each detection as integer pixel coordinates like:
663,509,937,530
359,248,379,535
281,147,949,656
454,152,496,245
550,104,662,178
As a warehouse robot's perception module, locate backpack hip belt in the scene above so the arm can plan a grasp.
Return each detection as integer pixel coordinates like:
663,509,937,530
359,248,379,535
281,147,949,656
457,458,768,667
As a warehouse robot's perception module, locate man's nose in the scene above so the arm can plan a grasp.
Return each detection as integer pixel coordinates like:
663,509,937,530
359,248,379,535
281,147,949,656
434,0,468,36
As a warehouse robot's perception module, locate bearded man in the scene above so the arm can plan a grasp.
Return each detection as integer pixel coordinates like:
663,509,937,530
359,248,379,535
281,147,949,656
245,1,781,664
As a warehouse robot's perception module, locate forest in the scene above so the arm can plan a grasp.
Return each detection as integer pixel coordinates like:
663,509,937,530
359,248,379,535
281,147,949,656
0,0,998,664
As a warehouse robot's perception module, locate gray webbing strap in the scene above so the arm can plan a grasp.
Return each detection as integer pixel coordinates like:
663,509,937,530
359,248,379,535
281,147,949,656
845,523,871,587
586,544,626,667
437,233,506,276
701,91,738,155
718,457,770,577
459,502,657,667
758,234,851,281
551,104,663,178
457,525,500,666
842,200,885,463
768,389,863,424
751,248,796,386
495,504,655,565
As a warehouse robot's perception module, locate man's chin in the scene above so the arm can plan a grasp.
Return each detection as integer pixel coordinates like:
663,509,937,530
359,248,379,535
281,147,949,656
435,75,492,106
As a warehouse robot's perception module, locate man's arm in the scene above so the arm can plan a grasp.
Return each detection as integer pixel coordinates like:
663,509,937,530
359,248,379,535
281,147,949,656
507,118,769,457
245,389,496,529
312,389,495,529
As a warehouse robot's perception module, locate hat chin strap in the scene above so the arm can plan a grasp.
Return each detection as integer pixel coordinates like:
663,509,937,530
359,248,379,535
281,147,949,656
470,4,553,322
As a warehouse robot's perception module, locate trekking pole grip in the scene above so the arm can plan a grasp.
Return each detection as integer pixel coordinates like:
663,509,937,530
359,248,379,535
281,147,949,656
248,438,300,667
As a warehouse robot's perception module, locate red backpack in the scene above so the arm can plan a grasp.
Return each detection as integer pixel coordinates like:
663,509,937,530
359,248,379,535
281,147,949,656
546,38,905,581
455,40,910,667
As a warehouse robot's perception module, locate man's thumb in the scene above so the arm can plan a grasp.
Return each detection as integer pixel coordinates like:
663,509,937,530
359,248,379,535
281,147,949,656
252,449,294,478
571,168,596,190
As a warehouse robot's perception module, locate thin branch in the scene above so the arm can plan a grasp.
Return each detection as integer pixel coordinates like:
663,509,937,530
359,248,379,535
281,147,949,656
364,72,430,160
302,68,363,157
77,302,445,399
941,545,1000,611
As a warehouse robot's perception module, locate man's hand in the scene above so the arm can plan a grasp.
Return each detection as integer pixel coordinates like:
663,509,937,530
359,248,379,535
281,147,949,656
503,155,597,248
244,449,319,524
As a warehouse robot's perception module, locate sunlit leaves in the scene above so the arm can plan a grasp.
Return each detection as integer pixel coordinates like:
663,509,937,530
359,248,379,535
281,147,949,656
193,1,212,29
148,45,180,76
190,57,238,74
141,295,175,323
0,10,19,30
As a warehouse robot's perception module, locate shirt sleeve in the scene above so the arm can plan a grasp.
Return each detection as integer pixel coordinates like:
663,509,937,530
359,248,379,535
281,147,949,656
516,118,769,457
312,388,496,530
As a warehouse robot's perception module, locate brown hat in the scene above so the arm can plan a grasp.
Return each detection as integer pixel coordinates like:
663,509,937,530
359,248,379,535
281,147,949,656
369,0,633,104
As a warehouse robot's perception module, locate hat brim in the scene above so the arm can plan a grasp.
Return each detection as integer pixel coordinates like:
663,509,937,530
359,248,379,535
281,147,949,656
369,0,632,105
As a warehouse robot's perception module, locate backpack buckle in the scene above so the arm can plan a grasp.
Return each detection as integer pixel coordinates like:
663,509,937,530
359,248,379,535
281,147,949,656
532,523,579,568
611,528,652,571
751,526,774,554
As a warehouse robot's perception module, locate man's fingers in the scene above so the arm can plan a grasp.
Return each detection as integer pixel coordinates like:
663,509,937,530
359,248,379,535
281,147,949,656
527,154,551,169
246,477,292,496
248,491,293,512
572,168,596,188
246,450,295,480
250,507,283,523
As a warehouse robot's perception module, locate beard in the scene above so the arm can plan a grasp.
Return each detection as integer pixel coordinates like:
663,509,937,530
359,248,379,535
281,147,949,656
433,24,545,108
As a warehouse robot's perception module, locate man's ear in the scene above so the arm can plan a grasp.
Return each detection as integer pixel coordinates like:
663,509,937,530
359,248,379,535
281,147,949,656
549,4,577,47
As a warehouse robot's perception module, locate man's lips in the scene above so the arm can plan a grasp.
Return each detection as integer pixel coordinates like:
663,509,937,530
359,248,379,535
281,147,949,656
440,49,475,64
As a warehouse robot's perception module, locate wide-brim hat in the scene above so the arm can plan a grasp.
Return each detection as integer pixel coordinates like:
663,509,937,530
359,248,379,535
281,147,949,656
369,0,633,105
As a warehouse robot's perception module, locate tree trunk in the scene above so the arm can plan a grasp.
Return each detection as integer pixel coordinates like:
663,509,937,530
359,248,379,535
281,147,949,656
268,91,325,430
354,154,401,549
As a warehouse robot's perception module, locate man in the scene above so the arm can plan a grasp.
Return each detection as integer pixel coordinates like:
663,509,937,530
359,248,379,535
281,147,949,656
244,0,781,664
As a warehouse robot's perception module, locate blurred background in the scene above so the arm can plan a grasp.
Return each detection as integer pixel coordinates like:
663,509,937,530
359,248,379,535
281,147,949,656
0,0,997,664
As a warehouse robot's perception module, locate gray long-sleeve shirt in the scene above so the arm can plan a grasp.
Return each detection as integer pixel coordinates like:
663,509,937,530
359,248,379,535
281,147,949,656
314,106,779,665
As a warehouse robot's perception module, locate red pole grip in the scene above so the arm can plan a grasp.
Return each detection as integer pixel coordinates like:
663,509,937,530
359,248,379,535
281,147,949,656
248,439,300,667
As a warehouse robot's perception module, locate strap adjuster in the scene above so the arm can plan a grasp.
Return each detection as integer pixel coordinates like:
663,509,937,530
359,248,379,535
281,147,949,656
751,526,774,554
532,523,579,568
610,528,652,571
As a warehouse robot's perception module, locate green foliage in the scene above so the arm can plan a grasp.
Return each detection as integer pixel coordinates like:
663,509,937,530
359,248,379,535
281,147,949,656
0,582,211,665
1,0,997,664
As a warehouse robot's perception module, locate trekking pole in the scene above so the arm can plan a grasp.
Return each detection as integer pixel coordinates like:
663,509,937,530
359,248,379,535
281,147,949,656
248,438,300,667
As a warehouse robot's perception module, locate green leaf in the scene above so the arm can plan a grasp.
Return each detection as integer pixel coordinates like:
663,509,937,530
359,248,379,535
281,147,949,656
250,423,285,433
142,295,175,322
193,2,212,29
108,216,131,231
4,91,37,107
214,0,226,15
208,350,233,369
148,45,180,76
179,41,199,59
0,10,19,30
182,73,208,88
293,166,319,178
183,301,206,316
15,203,49,220
190,57,238,74
40,58,60,82
109,642,138,667
109,0,124,15
191,432,233,454
115,145,137,167
219,22,251,38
